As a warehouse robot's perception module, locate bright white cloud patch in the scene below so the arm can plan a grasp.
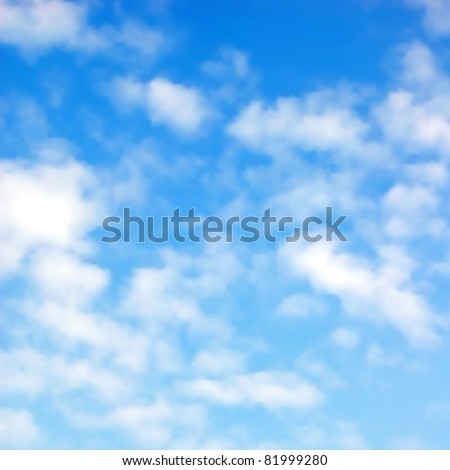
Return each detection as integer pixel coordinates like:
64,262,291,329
281,243,440,347
111,76,212,134
0,0,91,52
228,95,368,158
374,90,450,156
183,372,325,410
381,183,444,239
146,78,212,134
0,348,129,401
0,157,105,277
374,41,450,158
0,0,165,58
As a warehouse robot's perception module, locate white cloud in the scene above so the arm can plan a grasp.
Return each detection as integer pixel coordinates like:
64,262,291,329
374,42,450,158
0,348,129,401
405,0,450,36
146,78,212,134
281,243,440,346
0,408,42,449
112,21,166,59
0,0,93,53
191,349,246,376
121,246,241,336
2,16,450,450
406,161,449,187
227,41,450,166
374,90,450,156
0,157,105,277
65,400,208,448
396,41,443,88
381,183,445,239
0,0,165,58
24,300,150,372
227,92,369,158
111,76,212,134
122,266,204,324
28,250,109,304
110,76,146,109
182,372,325,410
17,249,155,374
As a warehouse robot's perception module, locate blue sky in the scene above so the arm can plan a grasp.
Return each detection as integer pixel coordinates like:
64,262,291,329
1,0,450,450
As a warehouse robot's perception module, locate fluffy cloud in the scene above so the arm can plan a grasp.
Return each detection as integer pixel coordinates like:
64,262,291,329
146,78,212,134
0,348,129,401
121,246,241,335
2,5,450,449
0,0,94,52
64,400,208,448
381,183,444,239
374,42,450,158
191,348,247,376
374,90,450,156
183,372,325,410
396,41,443,87
0,0,165,58
0,157,105,277
405,0,450,36
228,41,450,165
28,250,109,304
227,92,369,158
110,76,212,134
281,243,440,347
